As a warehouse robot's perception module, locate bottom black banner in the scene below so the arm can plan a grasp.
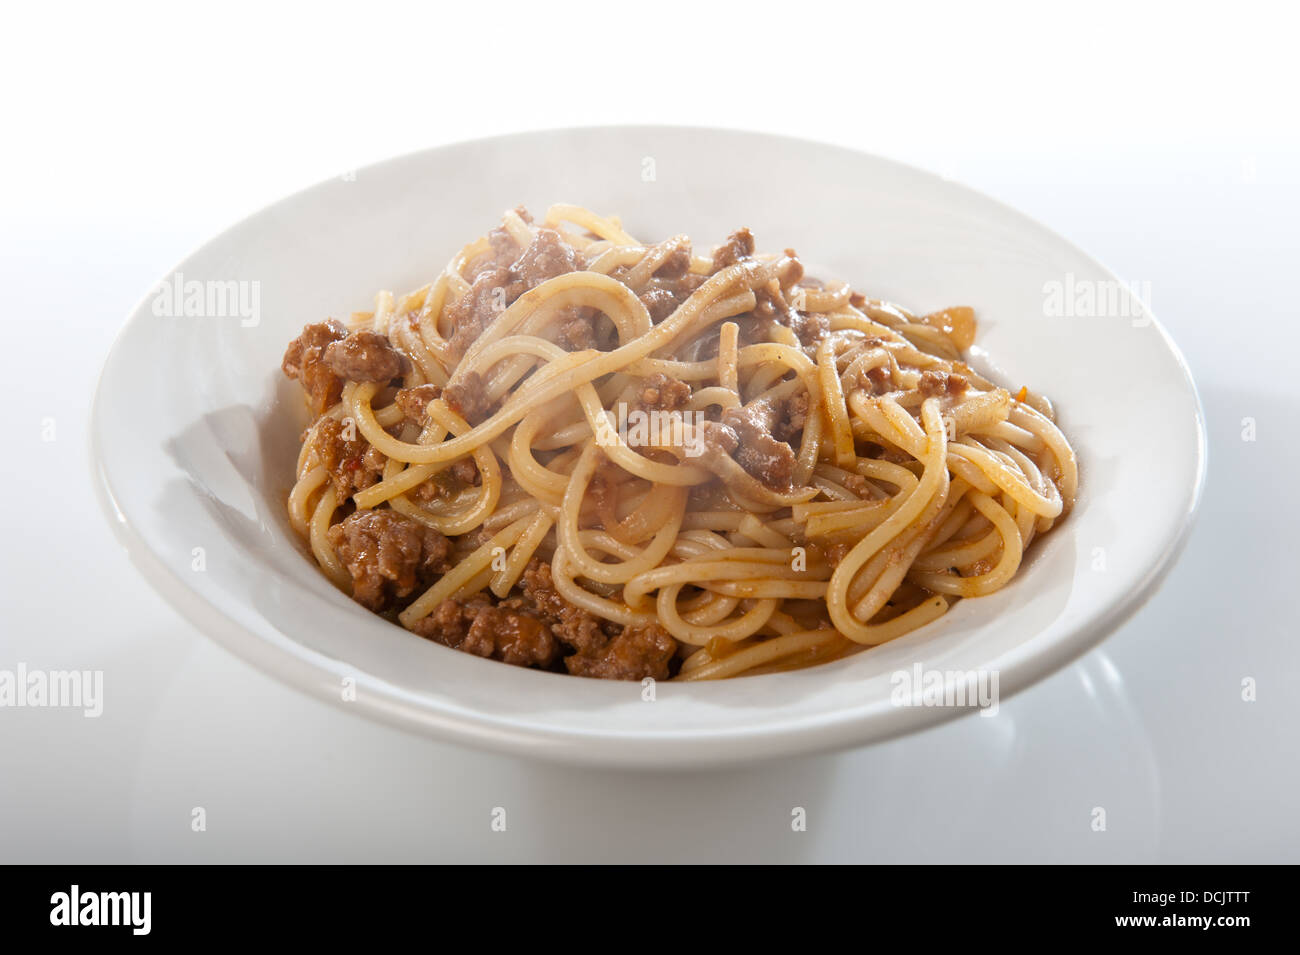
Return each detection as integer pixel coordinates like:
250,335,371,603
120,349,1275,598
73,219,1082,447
4,864,1284,939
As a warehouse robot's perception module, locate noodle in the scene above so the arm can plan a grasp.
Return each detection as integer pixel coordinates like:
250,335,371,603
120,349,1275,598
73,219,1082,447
281,205,1077,681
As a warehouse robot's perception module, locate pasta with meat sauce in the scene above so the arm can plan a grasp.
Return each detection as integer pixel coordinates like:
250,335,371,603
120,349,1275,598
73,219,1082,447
282,204,1077,680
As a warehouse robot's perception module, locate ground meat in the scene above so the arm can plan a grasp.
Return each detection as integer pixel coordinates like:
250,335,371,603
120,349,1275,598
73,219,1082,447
780,249,805,288
721,397,798,490
512,560,610,652
701,419,740,455
474,206,537,272
564,624,677,681
480,233,517,276
416,588,670,679
726,313,780,353
282,320,348,414
508,230,593,350
712,227,755,271
917,370,970,399
525,561,677,679
791,311,829,348
327,509,452,612
471,211,533,279
410,596,560,668
445,266,510,356
752,281,789,322
408,457,479,503
310,417,387,499
639,286,679,323
508,227,586,294
446,227,588,357
635,373,691,412
322,329,407,382
848,364,892,396
443,370,492,424
656,246,692,279
406,560,677,679
556,308,598,349
752,279,825,349
394,383,442,425
450,458,479,485
616,241,704,324
636,271,706,324
772,391,810,443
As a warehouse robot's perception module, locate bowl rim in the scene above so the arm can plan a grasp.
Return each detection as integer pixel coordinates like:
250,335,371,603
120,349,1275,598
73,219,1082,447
90,124,1208,767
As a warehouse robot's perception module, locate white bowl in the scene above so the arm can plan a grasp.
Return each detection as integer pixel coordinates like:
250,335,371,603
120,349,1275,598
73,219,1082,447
91,127,1205,768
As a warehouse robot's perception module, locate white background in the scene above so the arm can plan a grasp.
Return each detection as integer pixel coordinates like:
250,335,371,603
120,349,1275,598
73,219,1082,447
2,1,1296,862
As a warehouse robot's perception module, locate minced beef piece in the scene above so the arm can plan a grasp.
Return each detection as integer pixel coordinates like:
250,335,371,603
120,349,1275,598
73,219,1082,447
406,560,676,679
514,560,609,652
443,370,492,424
508,227,585,295
556,308,598,349
780,248,805,287
394,383,442,425
471,206,536,274
445,265,510,356
327,509,453,612
636,271,706,323
564,624,677,681
772,392,810,443
450,458,479,485
712,227,755,271
472,212,530,280
446,227,588,358
917,370,969,399
481,234,516,275
847,363,891,396
408,457,479,504
751,278,825,349
722,397,798,490
410,595,560,668
656,246,692,279
323,329,407,382
311,417,387,499
635,373,691,412
753,281,790,322
701,419,740,455
839,474,876,501
616,241,704,324
639,286,679,323
791,311,828,348
282,320,348,414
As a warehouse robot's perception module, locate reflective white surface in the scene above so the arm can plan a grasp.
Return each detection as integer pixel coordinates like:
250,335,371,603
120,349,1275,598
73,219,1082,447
2,4,1296,861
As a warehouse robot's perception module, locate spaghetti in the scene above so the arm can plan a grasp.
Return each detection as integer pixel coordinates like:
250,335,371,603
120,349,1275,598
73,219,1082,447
282,205,1077,681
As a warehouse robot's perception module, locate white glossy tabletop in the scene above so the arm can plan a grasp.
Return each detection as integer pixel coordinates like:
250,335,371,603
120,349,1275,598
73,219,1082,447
2,5,1295,862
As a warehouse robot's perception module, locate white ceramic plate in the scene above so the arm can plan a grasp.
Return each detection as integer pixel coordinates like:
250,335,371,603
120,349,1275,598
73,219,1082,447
92,127,1205,768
